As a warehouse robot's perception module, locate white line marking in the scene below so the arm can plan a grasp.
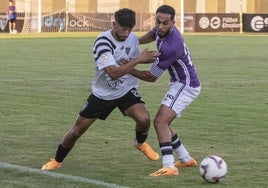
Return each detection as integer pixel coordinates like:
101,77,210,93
0,162,129,188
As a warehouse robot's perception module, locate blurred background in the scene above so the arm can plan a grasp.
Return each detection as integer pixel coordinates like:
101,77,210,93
0,0,268,33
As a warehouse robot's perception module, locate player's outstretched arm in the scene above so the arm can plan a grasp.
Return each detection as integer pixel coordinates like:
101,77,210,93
129,69,157,82
139,31,155,44
104,50,158,80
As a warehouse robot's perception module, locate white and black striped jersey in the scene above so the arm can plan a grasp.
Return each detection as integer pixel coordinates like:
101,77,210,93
91,30,141,100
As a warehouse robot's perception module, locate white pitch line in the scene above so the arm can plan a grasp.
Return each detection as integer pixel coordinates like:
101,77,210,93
0,162,129,188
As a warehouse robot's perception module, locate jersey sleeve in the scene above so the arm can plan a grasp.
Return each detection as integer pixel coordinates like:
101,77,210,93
150,27,157,40
96,52,117,70
93,35,117,70
149,59,165,78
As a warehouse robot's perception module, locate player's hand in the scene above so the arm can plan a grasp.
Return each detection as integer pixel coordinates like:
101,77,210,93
118,59,128,66
137,49,160,64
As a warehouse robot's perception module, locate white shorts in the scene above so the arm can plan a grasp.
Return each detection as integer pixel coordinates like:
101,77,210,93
161,82,201,117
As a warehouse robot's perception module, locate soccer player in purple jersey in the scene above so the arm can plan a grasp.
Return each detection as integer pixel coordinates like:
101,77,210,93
130,5,201,176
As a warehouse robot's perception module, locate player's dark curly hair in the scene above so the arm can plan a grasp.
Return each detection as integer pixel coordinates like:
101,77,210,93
156,5,175,20
114,8,136,28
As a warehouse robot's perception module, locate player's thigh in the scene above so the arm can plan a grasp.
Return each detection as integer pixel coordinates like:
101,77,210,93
73,115,97,134
125,102,149,121
154,104,177,125
118,88,149,122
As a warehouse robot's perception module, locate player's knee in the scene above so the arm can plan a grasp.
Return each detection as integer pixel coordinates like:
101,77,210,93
153,117,163,129
140,115,150,126
136,115,150,129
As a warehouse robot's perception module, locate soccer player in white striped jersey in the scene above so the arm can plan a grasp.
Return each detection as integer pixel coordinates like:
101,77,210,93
130,5,201,176
41,8,160,171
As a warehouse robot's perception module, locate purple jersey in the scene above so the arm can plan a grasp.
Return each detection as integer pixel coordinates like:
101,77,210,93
149,26,200,88
8,6,16,20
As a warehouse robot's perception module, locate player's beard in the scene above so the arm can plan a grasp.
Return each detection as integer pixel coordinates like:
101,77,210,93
157,30,168,38
157,28,172,39
115,31,127,41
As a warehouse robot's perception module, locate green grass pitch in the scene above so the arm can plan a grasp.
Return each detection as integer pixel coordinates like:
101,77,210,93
0,32,267,188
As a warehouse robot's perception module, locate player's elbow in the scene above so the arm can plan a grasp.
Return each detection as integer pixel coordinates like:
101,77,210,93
148,77,157,82
145,74,157,82
147,72,158,82
104,66,121,80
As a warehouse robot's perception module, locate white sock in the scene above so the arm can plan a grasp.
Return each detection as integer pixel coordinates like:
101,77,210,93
162,154,175,168
174,144,191,162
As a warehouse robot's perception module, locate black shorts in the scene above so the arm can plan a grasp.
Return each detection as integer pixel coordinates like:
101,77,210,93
79,88,145,120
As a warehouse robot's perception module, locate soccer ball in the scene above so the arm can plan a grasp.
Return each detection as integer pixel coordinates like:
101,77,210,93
199,155,227,183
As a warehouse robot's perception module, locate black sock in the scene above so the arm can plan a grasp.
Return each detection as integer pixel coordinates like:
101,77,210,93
171,134,181,149
136,132,148,144
159,142,173,155
55,144,72,163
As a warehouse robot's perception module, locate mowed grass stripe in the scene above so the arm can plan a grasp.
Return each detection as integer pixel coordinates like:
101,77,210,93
0,162,129,188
